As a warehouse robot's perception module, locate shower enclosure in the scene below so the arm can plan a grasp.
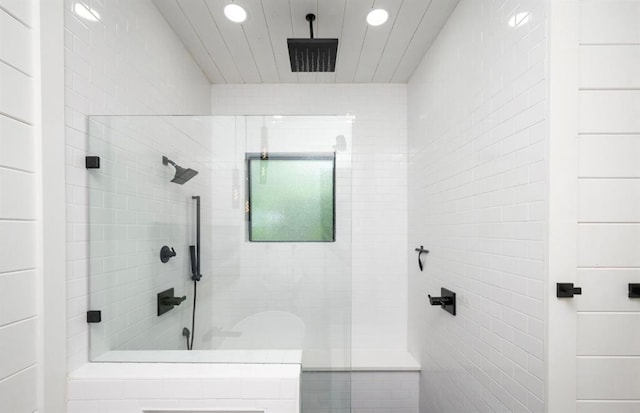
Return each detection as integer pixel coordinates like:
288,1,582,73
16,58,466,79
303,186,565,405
86,114,353,408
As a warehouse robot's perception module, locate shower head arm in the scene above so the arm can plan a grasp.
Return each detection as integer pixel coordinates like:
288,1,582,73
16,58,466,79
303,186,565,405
162,155,177,168
306,13,315,39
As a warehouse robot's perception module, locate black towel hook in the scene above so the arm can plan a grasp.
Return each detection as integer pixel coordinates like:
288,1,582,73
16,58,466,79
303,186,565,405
415,245,429,271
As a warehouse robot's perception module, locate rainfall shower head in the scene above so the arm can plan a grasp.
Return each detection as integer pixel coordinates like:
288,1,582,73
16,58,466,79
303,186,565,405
162,156,198,185
287,14,338,72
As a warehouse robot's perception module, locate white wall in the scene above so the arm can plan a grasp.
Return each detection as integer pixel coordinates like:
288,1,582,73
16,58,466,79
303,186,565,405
210,84,408,356
575,0,640,410
64,0,211,371
0,1,40,411
407,0,548,411
67,362,300,413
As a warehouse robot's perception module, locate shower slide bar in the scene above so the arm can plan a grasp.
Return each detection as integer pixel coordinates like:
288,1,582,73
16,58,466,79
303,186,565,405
191,195,202,282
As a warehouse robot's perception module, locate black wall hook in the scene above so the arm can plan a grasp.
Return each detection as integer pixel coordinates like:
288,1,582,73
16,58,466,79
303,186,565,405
415,245,429,271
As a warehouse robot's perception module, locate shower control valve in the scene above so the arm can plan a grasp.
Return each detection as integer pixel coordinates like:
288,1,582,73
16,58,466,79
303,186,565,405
428,288,457,316
161,295,186,306
160,246,177,263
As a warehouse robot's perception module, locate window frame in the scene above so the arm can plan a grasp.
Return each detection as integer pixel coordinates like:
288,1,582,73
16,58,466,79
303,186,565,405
245,152,336,243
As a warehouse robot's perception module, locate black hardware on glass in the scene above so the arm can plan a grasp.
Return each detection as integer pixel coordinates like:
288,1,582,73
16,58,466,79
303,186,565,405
85,156,100,169
629,283,640,298
159,246,176,263
86,310,101,323
157,288,186,316
557,283,582,298
414,245,429,271
428,287,456,316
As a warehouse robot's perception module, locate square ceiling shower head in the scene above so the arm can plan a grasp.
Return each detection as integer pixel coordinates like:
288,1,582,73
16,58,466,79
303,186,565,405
287,13,338,72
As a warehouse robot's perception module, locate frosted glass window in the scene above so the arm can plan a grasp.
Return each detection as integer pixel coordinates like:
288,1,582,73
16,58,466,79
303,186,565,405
247,154,335,242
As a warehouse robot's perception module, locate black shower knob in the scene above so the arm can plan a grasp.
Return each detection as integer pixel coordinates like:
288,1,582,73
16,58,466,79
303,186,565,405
160,246,176,263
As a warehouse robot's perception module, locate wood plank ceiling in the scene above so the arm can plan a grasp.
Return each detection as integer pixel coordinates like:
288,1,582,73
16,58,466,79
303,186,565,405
153,0,460,83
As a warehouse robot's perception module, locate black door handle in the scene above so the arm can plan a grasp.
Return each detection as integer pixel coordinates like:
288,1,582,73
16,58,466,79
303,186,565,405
557,283,582,298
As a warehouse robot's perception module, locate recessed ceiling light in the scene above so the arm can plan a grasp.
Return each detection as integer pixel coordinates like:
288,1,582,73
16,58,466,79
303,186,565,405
74,2,100,22
366,9,388,26
224,4,247,23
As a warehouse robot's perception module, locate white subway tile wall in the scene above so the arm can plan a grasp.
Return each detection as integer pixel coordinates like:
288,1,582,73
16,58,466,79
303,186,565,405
85,116,214,358
407,0,547,412
67,363,300,413
63,0,211,371
206,115,354,359
210,84,408,354
576,0,640,410
0,0,39,411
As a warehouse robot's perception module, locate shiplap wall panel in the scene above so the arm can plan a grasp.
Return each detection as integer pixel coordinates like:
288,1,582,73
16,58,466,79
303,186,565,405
578,179,640,222
579,91,640,134
0,115,35,172
0,367,37,412
175,0,244,83
0,62,34,124
580,0,640,44
334,0,368,83
390,0,459,83
579,135,640,178
230,0,280,83
0,0,34,27
577,358,640,399
578,224,640,267
577,313,640,355
0,222,37,273
0,169,36,220
580,46,640,89
372,0,433,82
0,270,36,326
152,0,225,83
155,0,459,83
352,0,402,83
577,269,640,312
260,0,298,83
0,0,38,411
204,0,262,83
577,401,640,413
0,319,37,380
0,8,33,75
576,0,640,406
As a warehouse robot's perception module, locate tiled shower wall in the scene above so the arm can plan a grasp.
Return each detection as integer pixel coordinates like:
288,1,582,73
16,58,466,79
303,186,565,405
206,115,354,359
210,84,408,355
64,0,211,371
407,0,548,412
86,116,213,357
0,0,39,411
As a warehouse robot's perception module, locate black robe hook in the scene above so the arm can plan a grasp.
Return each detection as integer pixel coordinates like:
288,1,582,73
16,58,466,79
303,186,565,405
415,245,429,271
